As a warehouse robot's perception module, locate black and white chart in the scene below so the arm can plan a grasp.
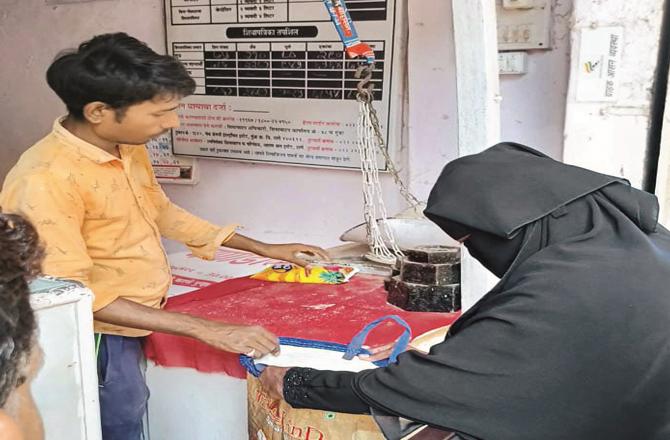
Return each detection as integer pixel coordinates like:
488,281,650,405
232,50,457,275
164,0,403,169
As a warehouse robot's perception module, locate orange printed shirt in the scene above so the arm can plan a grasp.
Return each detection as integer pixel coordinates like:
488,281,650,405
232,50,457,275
0,119,237,336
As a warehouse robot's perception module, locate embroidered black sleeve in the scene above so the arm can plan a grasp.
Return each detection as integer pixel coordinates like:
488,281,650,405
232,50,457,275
283,367,370,414
283,367,317,404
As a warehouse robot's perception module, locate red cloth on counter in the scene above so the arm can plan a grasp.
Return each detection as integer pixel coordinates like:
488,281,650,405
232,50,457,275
144,275,459,378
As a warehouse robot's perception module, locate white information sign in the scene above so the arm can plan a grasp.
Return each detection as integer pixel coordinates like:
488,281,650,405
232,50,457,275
147,134,199,184
164,0,403,170
576,26,624,102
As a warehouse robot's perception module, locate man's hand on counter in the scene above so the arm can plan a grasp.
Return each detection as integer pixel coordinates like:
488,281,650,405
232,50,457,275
259,242,332,270
223,233,331,268
195,321,280,358
94,297,279,358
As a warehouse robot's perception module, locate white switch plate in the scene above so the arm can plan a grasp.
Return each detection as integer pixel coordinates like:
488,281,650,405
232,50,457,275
496,0,552,50
498,51,528,74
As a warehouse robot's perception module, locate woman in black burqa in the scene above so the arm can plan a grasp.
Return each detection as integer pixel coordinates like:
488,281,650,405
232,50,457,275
260,142,670,440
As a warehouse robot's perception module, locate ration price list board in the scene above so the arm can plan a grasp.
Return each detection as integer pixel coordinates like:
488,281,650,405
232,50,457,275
165,0,403,170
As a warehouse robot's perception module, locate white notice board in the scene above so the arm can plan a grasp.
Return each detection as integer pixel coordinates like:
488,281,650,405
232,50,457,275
147,134,199,184
164,0,404,170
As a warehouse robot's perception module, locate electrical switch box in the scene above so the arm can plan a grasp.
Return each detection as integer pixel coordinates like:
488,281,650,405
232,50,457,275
498,52,528,75
496,0,552,50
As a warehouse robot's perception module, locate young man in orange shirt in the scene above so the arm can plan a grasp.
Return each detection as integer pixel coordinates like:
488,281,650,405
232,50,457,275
0,33,328,439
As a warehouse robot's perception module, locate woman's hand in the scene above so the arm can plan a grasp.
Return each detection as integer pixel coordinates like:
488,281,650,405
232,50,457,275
358,340,403,362
259,366,291,400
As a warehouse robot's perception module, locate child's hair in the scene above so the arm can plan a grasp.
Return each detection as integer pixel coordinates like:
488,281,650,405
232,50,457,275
0,213,43,407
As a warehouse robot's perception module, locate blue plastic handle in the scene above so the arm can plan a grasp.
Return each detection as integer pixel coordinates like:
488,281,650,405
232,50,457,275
343,315,411,364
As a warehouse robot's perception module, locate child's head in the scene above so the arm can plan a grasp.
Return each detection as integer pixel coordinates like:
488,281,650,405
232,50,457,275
47,33,195,144
0,213,44,440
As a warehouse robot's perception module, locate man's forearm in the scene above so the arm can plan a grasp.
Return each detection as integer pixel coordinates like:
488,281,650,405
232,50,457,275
93,297,207,338
222,234,330,268
93,297,280,356
223,233,267,255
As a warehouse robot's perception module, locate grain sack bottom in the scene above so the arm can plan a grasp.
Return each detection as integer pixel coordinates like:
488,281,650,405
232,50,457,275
248,374,384,440
241,316,412,440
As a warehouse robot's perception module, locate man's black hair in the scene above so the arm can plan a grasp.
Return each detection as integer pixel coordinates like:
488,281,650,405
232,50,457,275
0,213,43,407
46,32,195,120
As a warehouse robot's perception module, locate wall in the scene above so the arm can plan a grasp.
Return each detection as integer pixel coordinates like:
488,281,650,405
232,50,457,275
563,0,664,188
0,0,166,179
405,0,459,200
403,0,573,201
0,0,409,252
499,0,573,160
654,68,670,226
0,0,573,253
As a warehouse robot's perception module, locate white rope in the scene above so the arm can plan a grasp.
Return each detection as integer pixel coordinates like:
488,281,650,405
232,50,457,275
357,99,404,264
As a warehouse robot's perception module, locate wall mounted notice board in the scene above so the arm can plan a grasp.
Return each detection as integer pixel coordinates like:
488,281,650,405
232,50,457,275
147,134,199,184
163,0,404,170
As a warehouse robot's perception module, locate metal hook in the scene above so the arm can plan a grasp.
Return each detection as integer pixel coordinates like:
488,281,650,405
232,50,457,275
355,63,375,103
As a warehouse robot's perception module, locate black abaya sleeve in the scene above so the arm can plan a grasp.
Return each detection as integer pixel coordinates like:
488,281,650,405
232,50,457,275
282,367,370,414
282,368,469,440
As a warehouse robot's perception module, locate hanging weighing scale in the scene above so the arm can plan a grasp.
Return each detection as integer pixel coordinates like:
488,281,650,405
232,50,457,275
320,0,437,265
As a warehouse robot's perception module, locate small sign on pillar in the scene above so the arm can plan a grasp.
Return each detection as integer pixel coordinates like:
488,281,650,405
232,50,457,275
575,26,624,102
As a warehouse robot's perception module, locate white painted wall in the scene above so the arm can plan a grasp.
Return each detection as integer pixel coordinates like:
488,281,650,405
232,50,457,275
0,0,573,251
0,0,167,179
404,0,573,200
563,0,664,188
500,0,573,160
654,72,670,227
405,0,459,201
451,0,503,311
145,365,247,440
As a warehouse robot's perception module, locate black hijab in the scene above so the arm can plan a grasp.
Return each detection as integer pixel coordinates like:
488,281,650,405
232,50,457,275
351,143,670,440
